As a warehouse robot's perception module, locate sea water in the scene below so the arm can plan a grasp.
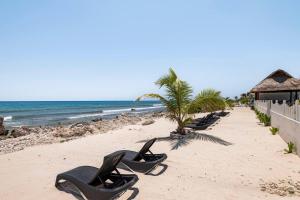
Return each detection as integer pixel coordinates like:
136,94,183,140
0,101,164,127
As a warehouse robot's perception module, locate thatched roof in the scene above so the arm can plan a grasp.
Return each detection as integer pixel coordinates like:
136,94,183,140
250,69,300,93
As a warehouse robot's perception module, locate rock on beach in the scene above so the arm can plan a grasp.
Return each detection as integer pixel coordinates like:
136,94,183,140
0,117,5,135
0,113,159,154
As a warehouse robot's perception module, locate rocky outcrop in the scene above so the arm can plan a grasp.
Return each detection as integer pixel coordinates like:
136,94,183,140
142,119,155,126
0,117,5,135
92,118,102,122
10,127,31,138
0,113,162,154
70,122,90,129
56,123,94,138
70,125,94,137
151,112,165,118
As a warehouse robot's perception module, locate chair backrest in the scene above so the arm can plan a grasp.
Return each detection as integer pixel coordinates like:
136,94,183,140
89,152,125,184
201,116,208,121
134,138,156,160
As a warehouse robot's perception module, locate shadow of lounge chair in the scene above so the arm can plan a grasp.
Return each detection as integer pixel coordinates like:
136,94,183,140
55,152,138,200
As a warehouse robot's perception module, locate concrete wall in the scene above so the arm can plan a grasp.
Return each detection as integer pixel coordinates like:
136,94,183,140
255,100,300,155
255,100,271,115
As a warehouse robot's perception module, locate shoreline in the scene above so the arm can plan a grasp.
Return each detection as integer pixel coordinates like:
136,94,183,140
3,109,165,130
1,101,164,128
0,111,165,155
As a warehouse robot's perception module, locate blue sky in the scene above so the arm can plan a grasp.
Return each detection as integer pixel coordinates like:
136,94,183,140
1,0,300,101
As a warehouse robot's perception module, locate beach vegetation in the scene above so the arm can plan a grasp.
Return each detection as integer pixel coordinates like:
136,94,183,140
261,114,271,126
137,68,226,135
224,97,235,109
269,127,279,135
240,96,249,105
284,142,296,154
254,108,271,126
234,96,239,102
190,89,226,113
237,93,254,106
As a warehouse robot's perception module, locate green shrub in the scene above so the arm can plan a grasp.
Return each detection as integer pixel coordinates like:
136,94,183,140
261,114,271,126
240,97,249,105
254,108,259,115
269,127,279,135
253,108,271,126
284,142,295,154
257,113,263,122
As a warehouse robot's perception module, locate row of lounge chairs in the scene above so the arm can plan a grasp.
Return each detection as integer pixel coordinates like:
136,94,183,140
216,111,230,117
185,111,229,130
55,138,167,200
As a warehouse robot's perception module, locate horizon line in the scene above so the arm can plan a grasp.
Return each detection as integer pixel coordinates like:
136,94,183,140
0,99,160,102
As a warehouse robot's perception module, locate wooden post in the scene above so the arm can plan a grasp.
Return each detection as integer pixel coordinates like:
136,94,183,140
297,98,300,121
255,92,259,100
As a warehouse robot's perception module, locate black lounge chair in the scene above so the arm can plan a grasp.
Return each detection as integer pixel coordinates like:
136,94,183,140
55,152,138,200
186,114,220,130
216,111,230,117
185,123,210,130
116,138,167,174
190,116,209,124
191,113,217,124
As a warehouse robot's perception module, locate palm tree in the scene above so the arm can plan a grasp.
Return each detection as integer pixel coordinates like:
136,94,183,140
137,68,225,135
191,89,226,113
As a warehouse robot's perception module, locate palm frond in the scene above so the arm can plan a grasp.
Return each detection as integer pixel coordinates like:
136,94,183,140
192,89,226,113
171,137,191,150
187,132,232,146
182,117,193,126
138,132,232,150
155,68,178,88
197,88,221,98
136,93,167,102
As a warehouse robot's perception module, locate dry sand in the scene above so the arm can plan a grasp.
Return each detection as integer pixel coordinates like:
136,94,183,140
0,107,300,200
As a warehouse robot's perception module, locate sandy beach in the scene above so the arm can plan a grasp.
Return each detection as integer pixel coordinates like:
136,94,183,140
0,107,300,200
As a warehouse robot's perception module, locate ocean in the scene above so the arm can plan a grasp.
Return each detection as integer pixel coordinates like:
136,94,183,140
0,101,164,127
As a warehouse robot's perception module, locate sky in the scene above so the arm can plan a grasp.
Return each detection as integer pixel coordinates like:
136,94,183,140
0,0,300,101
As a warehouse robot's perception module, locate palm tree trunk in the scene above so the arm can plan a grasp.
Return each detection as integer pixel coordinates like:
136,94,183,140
176,119,186,135
177,127,185,134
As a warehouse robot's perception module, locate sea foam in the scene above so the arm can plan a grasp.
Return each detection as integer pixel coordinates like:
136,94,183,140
4,116,13,121
68,113,105,119
68,106,165,120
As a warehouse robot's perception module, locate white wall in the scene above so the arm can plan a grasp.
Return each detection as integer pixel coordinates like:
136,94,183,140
255,100,300,156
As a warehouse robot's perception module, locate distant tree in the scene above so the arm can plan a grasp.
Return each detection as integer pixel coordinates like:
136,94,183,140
239,93,254,105
224,98,235,109
241,93,247,98
240,96,249,105
234,96,239,102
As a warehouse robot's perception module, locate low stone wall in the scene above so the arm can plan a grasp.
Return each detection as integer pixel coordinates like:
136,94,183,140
255,100,300,155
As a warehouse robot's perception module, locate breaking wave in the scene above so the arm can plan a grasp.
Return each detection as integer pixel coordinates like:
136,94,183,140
68,106,165,120
4,116,13,121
